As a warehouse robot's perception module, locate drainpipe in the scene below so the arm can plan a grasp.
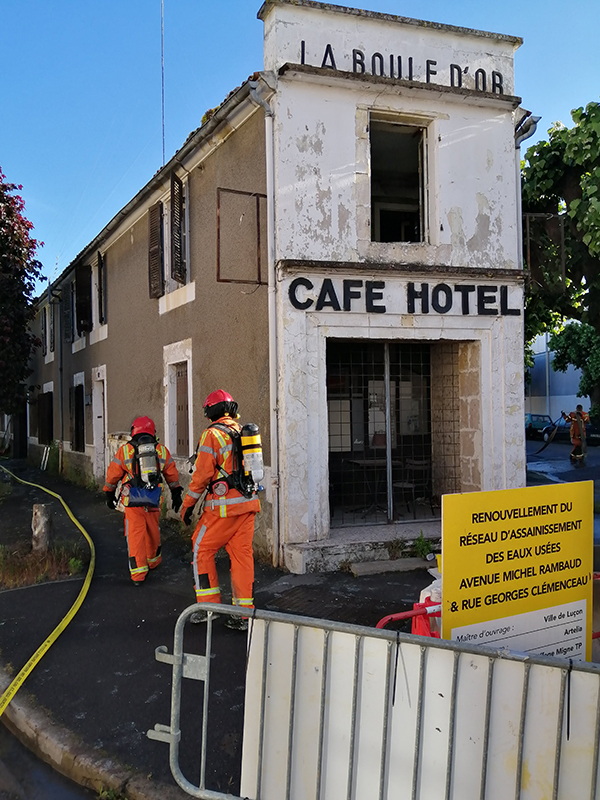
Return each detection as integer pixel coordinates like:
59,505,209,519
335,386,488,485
249,78,280,567
514,110,541,270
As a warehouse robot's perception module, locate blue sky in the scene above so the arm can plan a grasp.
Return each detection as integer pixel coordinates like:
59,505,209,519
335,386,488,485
1,0,599,287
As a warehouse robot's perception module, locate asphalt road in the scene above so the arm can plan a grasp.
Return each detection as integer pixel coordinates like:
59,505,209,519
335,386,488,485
0,723,96,799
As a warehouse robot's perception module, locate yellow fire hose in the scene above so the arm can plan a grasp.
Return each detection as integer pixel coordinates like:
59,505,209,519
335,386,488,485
0,464,95,717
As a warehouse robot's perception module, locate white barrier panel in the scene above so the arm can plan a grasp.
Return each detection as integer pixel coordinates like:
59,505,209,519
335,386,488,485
241,618,600,800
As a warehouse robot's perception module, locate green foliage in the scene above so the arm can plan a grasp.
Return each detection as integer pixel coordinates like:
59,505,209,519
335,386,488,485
0,167,44,414
522,104,600,333
548,322,600,408
412,532,432,559
522,101,600,397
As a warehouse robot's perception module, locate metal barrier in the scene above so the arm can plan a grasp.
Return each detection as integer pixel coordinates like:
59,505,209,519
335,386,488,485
149,603,600,800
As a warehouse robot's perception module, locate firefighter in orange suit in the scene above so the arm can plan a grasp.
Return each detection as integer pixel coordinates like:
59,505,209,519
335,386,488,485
181,390,260,630
103,416,182,584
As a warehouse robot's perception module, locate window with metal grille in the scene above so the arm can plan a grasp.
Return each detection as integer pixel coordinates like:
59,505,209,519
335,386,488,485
327,340,436,527
370,119,427,243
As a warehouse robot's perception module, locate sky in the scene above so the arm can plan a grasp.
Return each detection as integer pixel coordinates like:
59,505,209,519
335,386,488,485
1,0,599,290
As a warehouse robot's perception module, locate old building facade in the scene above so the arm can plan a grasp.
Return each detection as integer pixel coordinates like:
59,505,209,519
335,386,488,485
22,0,526,572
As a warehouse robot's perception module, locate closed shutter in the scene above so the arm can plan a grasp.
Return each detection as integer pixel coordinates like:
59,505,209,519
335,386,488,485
98,251,107,324
38,392,54,445
63,282,73,343
41,307,47,356
148,201,164,298
75,263,93,335
49,303,55,352
170,172,185,284
175,362,189,456
70,384,85,452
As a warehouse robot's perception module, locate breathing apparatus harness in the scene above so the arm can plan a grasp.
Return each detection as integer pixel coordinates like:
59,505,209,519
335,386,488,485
198,421,264,500
125,434,162,507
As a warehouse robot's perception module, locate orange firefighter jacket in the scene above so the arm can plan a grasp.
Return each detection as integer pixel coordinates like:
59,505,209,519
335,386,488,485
103,441,181,496
563,410,589,442
182,416,261,518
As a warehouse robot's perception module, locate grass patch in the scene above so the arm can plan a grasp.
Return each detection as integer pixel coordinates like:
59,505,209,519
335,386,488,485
412,532,432,559
0,540,88,589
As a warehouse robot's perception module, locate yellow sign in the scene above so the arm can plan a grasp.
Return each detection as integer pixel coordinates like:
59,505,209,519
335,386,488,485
441,482,593,661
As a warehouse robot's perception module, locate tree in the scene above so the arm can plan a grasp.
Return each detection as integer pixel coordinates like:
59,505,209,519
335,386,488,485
548,322,600,411
522,101,600,345
0,167,43,414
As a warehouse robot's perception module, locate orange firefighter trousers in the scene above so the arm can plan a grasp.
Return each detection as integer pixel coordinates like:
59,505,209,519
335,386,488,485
124,507,162,582
192,510,255,609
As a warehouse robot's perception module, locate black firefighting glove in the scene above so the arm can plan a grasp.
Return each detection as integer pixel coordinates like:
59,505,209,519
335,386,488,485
183,505,195,526
171,487,183,513
105,491,116,510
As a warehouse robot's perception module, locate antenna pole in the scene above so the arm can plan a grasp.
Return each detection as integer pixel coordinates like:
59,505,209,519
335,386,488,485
161,0,165,166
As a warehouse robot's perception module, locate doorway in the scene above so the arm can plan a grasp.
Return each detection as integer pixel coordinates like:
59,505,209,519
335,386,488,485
327,340,436,526
92,366,106,482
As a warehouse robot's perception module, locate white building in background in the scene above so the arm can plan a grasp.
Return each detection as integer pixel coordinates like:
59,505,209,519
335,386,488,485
525,334,589,420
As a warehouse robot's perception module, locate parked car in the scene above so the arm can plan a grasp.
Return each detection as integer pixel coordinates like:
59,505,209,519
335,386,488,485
541,417,600,446
525,413,553,439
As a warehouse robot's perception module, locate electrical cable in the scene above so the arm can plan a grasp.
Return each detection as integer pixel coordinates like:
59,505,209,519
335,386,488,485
0,465,95,718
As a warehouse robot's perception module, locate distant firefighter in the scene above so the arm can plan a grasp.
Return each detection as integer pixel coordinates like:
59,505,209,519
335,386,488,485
103,416,182,584
561,405,590,462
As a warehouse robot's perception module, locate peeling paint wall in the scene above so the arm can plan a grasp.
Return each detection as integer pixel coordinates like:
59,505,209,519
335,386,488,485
261,2,525,569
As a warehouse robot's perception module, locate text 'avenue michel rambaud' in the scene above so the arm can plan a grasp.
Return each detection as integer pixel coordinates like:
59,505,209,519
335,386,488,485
454,501,587,610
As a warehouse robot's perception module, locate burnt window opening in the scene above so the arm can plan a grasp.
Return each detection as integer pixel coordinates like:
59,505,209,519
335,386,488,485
370,120,426,243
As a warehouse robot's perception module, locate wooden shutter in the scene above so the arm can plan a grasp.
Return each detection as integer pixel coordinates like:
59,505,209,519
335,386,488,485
98,251,107,324
63,282,73,343
70,384,85,452
38,392,54,445
170,172,186,284
148,201,164,298
49,303,55,352
69,386,75,446
41,307,47,356
175,362,189,456
75,263,93,335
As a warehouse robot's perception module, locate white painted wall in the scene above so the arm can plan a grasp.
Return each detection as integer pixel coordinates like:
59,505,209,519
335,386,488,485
261,2,525,567
277,273,525,550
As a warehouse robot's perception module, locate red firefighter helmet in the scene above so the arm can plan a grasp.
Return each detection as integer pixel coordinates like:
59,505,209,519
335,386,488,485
203,389,234,409
131,416,156,437
203,390,238,421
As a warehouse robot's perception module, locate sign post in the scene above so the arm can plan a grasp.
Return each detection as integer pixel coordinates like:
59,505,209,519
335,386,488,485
442,482,593,661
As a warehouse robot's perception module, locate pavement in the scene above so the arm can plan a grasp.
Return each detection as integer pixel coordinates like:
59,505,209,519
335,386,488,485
0,442,599,799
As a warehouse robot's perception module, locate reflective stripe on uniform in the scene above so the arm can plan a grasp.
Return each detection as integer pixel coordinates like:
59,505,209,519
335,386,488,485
130,565,148,576
235,598,254,607
192,525,207,591
188,489,202,499
196,586,220,597
198,444,216,456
